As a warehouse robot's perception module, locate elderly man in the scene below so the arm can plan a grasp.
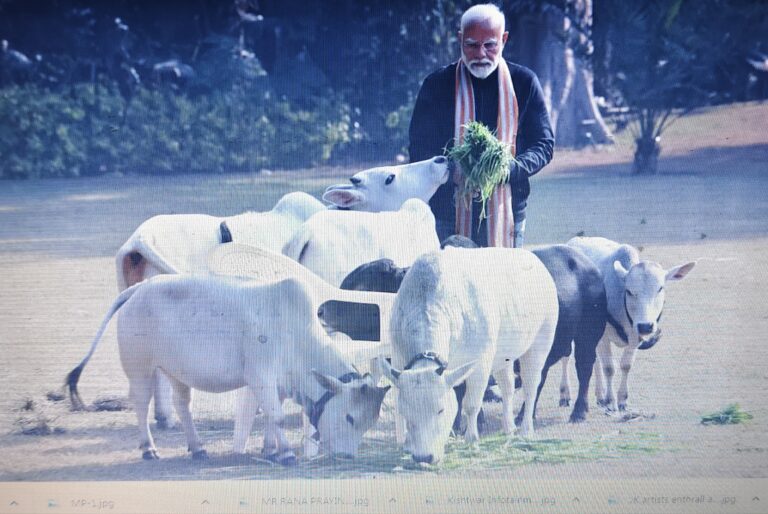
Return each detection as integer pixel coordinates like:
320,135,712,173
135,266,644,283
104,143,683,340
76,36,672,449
409,4,554,248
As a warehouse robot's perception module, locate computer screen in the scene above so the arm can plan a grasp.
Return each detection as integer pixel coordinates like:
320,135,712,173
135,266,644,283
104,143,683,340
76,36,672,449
1,1,766,513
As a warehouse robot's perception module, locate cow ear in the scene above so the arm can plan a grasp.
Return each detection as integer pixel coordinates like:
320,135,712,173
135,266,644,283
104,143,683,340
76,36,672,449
312,370,343,393
665,261,695,282
443,361,477,388
613,260,629,279
379,358,402,387
323,188,365,208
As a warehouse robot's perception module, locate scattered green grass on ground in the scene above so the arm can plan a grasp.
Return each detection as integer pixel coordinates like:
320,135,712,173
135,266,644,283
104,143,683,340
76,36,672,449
224,431,663,479
701,404,753,426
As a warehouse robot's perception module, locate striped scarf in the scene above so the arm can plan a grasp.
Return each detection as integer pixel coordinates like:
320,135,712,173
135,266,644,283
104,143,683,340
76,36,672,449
454,59,518,247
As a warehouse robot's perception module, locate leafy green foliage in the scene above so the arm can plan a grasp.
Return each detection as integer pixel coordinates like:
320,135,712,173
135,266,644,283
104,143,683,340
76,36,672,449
701,404,753,426
447,121,514,219
0,83,351,179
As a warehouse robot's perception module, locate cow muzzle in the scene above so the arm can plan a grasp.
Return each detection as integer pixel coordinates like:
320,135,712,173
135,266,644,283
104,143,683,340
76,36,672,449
638,329,662,350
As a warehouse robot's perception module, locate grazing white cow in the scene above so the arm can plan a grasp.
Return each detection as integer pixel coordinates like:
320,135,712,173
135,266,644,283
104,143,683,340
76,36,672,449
380,247,559,464
116,191,325,290
113,191,325,428
566,237,695,412
282,198,440,287
322,156,451,211
67,274,390,463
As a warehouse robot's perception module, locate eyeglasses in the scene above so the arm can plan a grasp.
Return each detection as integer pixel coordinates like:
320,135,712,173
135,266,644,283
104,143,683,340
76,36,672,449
462,39,500,52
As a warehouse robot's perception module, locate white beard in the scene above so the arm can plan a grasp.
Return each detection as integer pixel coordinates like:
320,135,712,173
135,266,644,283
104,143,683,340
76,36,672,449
461,52,499,80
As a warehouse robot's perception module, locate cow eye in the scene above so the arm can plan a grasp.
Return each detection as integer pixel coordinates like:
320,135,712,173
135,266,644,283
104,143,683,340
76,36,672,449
437,408,444,415
626,290,634,297
346,414,355,426
658,286,664,293
385,174,395,185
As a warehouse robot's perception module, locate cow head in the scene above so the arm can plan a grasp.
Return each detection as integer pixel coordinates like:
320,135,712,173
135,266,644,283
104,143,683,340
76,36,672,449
613,259,696,349
323,156,451,211
381,359,475,465
311,371,390,457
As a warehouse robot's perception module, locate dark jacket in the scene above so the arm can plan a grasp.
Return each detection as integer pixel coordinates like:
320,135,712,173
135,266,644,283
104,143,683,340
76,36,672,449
408,60,554,224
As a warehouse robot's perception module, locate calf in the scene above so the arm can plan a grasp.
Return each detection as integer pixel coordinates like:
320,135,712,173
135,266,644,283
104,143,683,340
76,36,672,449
67,275,389,463
566,237,695,412
323,156,451,211
381,247,559,464
282,198,440,287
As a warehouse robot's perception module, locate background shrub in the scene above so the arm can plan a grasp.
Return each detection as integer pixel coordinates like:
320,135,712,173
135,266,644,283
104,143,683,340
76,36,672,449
0,82,351,179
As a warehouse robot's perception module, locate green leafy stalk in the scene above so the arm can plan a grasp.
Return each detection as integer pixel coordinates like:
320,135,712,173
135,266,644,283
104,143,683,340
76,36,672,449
701,404,753,425
446,121,515,220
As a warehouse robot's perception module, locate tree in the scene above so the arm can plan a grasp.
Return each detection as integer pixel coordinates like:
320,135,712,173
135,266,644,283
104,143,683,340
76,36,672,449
506,0,613,148
594,0,768,174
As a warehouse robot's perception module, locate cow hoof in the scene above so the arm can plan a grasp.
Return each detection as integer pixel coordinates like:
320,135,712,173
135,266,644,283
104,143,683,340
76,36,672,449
264,450,297,466
559,399,570,407
597,398,614,409
142,449,160,460
618,403,628,412
569,412,587,423
192,450,209,460
155,417,170,430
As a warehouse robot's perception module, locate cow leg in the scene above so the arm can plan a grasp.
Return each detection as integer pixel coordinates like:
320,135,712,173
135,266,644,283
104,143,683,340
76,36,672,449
452,382,466,433
596,339,616,410
617,346,638,412
167,378,206,459
153,370,176,430
129,373,159,460
515,349,559,427
570,334,597,422
255,384,296,465
302,413,320,458
592,359,604,406
517,341,550,438
462,361,492,443
233,387,261,454
394,388,406,445
559,355,572,407
494,363,516,435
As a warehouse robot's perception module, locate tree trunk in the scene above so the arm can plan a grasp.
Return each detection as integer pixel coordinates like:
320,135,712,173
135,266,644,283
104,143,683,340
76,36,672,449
632,136,660,174
507,1,612,147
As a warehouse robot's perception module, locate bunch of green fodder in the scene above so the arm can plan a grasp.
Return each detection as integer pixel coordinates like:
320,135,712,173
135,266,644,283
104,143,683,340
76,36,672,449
701,404,753,425
446,121,515,219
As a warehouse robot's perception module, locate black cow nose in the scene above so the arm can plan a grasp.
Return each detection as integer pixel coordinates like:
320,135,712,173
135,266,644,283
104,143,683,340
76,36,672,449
413,454,434,464
637,322,654,335
433,156,446,164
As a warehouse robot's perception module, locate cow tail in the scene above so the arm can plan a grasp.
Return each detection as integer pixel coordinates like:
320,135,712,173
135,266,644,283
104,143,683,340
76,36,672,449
66,282,143,411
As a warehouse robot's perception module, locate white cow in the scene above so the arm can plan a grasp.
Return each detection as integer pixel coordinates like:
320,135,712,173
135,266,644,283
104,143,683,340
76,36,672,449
282,198,440,287
380,247,559,464
114,191,325,428
322,156,451,211
67,274,390,463
116,191,325,290
566,237,695,412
